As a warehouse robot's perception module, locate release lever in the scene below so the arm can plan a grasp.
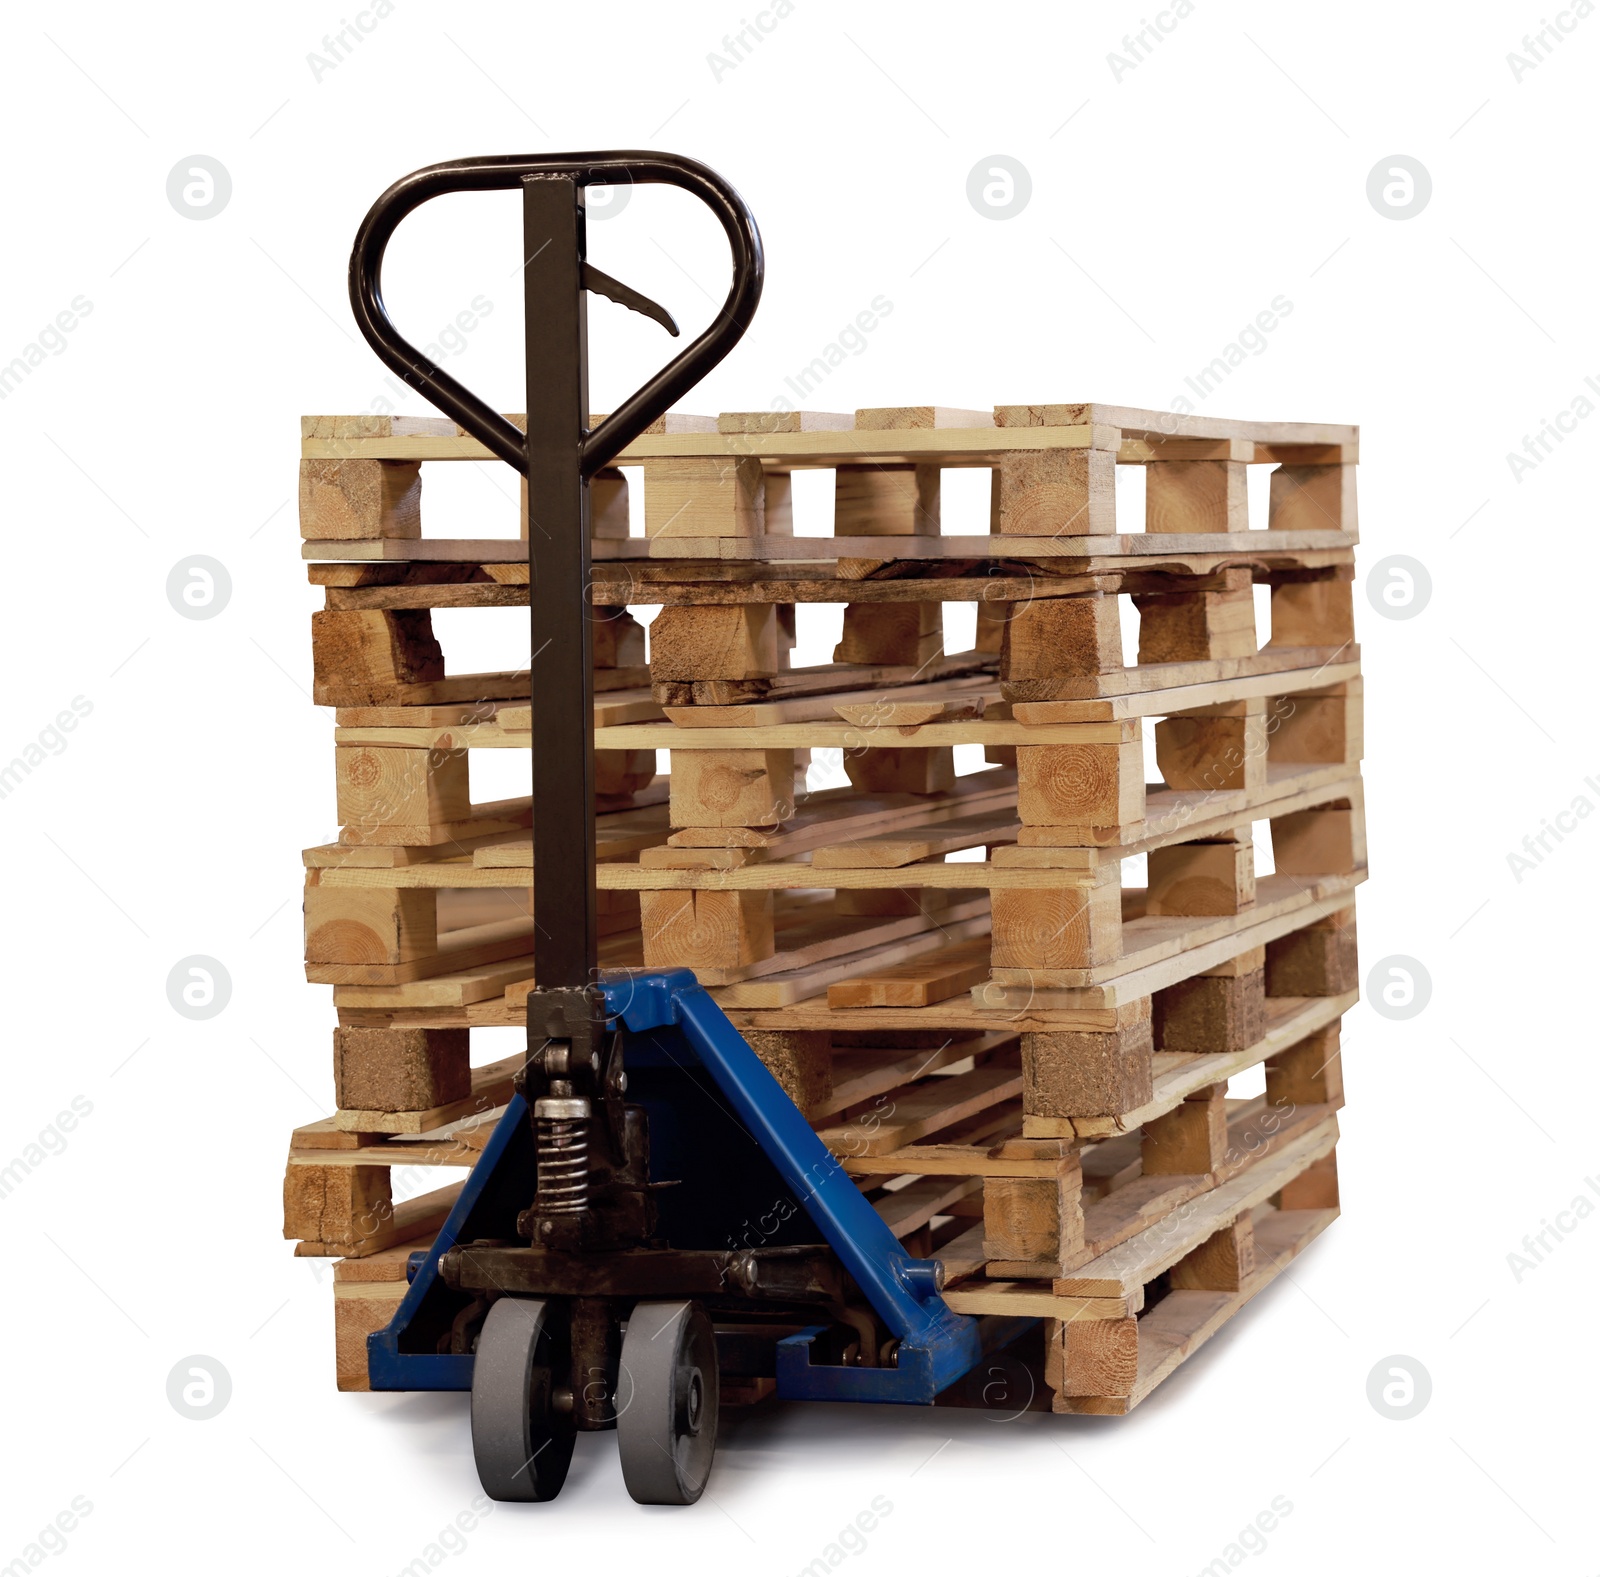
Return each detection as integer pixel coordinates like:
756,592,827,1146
581,263,679,336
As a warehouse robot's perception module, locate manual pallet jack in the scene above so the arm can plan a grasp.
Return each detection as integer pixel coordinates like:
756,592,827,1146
348,153,1033,1504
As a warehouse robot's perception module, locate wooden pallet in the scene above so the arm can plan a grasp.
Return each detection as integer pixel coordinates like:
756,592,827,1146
298,404,1357,565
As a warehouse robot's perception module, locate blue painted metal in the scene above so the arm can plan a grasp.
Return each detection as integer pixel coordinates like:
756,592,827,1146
775,1316,1038,1404
369,967,1036,1402
366,1094,532,1392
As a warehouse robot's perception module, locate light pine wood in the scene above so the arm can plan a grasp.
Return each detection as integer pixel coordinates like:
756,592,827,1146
649,603,778,680
333,1281,408,1390
311,608,443,706
992,447,1117,536
826,937,992,1008
304,877,437,966
283,1161,390,1247
1269,568,1356,647
1048,992,1352,1138
835,600,942,666
305,529,1357,565
710,908,992,1006
1047,1315,1141,1398
1146,835,1256,917
1003,593,1122,681
303,405,1354,462
876,1175,981,1239
811,810,1019,869
820,1033,1006,1117
642,456,765,537
834,465,940,535
983,871,1363,994
1140,1084,1229,1175
335,745,469,842
854,406,994,430
1016,734,1145,831
1270,793,1367,876
1135,568,1256,663
1012,658,1361,724
1053,1117,1337,1297
1279,1150,1340,1209
669,748,793,827
1169,1214,1255,1291
982,1139,1085,1275
1266,1023,1344,1109
1155,700,1268,793
844,745,956,795
299,458,421,541
1145,459,1247,534
1051,1204,1339,1413
1270,462,1357,533
1267,679,1363,766
812,1062,1023,1157
990,876,1122,970
717,409,852,433
640,888,775,970
293,1182,462,1259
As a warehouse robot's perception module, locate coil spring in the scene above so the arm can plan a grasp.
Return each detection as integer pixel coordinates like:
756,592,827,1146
535,1113,590,1214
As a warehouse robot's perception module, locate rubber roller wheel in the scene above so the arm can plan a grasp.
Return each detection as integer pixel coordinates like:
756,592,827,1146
617,1300,719,1505
471,1297,575,1502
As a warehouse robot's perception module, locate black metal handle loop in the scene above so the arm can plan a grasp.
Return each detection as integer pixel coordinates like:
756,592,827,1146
348,151,763,475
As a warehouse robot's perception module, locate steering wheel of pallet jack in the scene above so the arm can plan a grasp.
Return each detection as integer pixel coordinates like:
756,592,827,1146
616,1300,719,1505
471,1297,576,1502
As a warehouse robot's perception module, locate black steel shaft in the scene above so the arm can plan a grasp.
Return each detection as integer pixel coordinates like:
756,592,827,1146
522,176,596,990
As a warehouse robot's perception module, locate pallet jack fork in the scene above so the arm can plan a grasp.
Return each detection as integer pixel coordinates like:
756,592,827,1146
347,152,1032,1503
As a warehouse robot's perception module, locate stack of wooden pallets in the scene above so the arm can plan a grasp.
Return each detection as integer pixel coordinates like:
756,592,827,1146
284,401,1361,1412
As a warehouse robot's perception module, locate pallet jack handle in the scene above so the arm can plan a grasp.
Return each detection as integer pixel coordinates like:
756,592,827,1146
348,151,763,476
348,152,762,1001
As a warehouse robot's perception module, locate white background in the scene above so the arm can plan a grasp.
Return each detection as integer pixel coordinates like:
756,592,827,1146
2,1,1594,1571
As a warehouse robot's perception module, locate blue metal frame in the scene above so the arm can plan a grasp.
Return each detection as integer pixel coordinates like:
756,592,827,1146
369,968,1032,1402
